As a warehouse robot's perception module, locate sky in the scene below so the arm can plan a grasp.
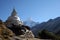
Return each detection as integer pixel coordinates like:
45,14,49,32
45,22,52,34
0,0,60,22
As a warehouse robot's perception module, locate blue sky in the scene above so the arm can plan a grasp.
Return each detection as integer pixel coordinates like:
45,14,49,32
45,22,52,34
0,0,60,22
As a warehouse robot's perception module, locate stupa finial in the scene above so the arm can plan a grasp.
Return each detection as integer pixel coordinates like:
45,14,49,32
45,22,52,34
11,8,17,16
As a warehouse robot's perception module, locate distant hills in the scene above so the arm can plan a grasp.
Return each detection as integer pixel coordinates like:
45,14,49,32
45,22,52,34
31,17,60,37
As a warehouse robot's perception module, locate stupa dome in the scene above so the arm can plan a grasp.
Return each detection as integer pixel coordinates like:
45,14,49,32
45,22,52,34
6,9,23,25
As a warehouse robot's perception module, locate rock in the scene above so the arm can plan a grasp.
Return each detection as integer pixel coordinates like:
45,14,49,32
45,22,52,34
24,30,34,38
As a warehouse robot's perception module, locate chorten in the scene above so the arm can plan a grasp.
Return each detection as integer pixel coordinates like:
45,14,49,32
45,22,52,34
6,9,23,25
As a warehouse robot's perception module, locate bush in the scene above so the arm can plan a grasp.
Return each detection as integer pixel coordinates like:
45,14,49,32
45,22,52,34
38,29,60,40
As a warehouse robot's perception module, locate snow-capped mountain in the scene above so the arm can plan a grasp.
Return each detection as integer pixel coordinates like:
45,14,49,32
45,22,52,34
23,18,39,27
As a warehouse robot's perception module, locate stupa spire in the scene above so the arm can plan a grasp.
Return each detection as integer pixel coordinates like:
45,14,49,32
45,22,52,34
11,8,17,16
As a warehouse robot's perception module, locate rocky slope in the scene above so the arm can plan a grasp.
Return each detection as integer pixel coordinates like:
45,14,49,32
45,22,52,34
0,20,36,40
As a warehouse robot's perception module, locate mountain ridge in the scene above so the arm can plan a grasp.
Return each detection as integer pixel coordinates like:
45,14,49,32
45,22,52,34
32,17,60,37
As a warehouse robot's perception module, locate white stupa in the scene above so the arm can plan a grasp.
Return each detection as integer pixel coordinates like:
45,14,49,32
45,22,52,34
6,9,23,25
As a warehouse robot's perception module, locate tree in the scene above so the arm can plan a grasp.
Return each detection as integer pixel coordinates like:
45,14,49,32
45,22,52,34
38,29,60,40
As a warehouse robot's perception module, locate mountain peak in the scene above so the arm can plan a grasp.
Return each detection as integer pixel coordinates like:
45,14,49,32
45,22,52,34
23,18,39,27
